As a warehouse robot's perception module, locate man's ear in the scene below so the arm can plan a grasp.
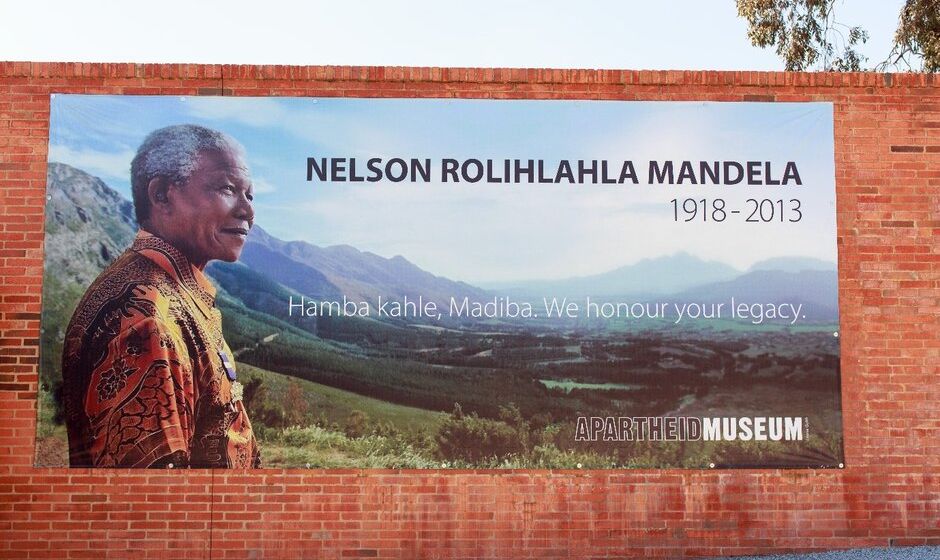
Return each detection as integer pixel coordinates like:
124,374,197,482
147,177,172,213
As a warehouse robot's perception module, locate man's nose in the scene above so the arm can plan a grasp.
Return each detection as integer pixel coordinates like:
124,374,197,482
235,193,254,225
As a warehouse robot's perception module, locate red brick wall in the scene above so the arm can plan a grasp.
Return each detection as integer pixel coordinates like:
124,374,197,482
0,62,938,559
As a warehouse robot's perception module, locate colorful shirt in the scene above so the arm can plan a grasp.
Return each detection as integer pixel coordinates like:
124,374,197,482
62,230,260,468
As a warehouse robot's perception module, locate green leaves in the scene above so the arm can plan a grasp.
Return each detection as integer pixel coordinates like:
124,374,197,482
890,0,940,72
736,0,867,71
739,0,938,72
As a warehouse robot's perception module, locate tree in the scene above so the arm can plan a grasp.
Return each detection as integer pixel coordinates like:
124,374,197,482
736,0,868,71
737,0,939,72
344,410,370,439
435,403,526,464
284,381,309,426
888,0,940,72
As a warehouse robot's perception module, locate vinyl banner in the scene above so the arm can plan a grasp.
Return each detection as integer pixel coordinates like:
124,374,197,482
38,95,843,469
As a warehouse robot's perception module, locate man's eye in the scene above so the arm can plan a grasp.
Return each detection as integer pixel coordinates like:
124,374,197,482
246,193,254,202
220,185,236,194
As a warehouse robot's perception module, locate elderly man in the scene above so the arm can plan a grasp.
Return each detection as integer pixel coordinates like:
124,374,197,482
62,124,260,468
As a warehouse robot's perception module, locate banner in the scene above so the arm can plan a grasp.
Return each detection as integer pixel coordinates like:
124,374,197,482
38,95,843,468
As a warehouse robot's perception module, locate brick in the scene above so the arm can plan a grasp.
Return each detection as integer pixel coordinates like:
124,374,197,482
0,62,939,559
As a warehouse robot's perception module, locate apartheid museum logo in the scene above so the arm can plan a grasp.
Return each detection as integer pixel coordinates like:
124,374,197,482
575,416,807,442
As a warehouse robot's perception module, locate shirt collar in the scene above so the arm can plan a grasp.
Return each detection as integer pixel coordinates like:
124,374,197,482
131,230,217,310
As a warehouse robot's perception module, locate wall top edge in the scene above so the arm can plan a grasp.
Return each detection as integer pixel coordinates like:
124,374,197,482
0,61,935,88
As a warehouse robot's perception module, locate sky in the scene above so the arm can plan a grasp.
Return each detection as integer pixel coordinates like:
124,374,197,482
49,95,836,283
0,1,913,71
10,1,893,282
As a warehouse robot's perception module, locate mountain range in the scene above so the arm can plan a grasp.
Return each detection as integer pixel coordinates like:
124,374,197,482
242,226,489,306
43,162,839,327
482,252,740,297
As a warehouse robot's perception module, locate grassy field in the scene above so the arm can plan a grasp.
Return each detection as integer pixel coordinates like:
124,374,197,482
233,362,450,468
237,362,448,434
538,379,641,392
260,426,439,468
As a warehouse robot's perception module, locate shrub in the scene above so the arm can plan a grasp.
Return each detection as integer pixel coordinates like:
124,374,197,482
435,403,526,463
344,410,370,439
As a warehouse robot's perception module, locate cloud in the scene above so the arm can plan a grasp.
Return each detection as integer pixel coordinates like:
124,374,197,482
185,97,435,161
184,97,290,128
253,180,672,282
47,144,134,182
252,177,277,194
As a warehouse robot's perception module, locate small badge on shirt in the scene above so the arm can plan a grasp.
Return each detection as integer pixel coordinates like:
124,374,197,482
218,350,237,381
230,381,244,403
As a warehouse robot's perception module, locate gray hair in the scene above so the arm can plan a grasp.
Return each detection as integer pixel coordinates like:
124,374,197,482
130,124,246,223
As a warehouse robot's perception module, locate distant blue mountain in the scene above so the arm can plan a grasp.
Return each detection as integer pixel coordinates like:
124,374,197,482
242,226,489,306
237,239,342,301
482,252,740,298
749,257,836,273
674,269,839,321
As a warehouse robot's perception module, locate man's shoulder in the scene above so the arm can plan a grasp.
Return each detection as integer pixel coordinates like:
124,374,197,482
66,250,179,334
93,249,169,288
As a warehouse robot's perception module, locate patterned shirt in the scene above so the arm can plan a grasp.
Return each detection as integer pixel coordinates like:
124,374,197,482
62,230,260,468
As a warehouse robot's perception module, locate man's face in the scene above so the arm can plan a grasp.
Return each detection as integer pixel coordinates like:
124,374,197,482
160,149,254,269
